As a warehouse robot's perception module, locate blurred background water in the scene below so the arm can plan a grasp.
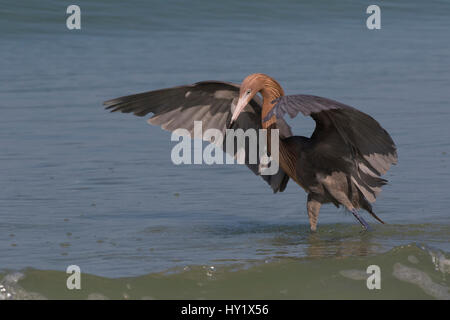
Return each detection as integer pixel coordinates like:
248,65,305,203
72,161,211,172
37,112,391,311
0,0,449,299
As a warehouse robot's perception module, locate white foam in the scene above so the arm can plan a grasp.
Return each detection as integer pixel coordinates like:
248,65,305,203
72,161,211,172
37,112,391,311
392,263,450,300
339,269,367,281
0,272,46,300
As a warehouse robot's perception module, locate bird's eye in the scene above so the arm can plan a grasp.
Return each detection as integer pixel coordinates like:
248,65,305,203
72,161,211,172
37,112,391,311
246,89,251,95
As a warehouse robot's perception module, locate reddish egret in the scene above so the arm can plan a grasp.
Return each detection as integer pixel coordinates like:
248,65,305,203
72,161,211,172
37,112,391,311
104,73,397,231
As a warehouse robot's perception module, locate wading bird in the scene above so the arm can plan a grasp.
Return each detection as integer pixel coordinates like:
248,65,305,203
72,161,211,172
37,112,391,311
104,73,397,231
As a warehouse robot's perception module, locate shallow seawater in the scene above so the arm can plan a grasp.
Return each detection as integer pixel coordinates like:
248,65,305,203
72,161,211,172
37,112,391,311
1,243,449,300
0,0,449,299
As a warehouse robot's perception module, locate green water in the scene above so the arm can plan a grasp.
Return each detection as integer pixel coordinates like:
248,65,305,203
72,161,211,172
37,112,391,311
2,242,449,300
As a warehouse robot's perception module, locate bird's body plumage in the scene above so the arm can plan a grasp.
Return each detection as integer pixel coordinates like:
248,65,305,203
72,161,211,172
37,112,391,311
105,73,397,231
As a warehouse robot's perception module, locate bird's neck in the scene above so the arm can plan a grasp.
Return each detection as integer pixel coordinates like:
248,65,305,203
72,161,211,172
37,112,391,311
259,83,283,163
259,80,284,129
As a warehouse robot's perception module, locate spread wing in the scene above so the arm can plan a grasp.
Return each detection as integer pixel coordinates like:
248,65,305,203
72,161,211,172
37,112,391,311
104,81,293,192
264,94,397,202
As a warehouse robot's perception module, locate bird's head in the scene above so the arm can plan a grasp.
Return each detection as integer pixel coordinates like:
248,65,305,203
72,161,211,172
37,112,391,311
230,74,266,125
231,73,283,126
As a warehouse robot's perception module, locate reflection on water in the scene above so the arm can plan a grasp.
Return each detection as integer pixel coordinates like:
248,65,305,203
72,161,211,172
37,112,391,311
306,225,382,258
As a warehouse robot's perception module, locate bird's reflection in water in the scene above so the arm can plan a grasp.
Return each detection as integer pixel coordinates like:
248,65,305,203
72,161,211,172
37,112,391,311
305,226,377,258
264,223,379,260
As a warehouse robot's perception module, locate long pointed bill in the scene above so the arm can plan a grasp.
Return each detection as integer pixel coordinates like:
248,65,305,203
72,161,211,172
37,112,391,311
230,97,248,127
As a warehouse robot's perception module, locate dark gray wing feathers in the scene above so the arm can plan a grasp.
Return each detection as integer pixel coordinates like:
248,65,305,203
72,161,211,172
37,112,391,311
267,94,397,202
104,81,292,193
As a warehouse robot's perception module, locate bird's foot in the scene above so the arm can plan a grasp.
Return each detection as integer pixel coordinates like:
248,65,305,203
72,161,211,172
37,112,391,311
351,209,372,231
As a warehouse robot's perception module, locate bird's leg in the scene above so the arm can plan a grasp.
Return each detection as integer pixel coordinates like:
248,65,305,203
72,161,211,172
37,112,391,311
318,180,372,232
351,209,372,231
307,194,322,232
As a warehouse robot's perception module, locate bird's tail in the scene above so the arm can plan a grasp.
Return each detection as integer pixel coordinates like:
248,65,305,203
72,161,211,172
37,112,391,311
359,195,385,224
368,208,385,224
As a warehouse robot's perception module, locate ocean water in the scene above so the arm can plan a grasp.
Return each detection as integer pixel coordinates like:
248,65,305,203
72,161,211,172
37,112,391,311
0,0,449,299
